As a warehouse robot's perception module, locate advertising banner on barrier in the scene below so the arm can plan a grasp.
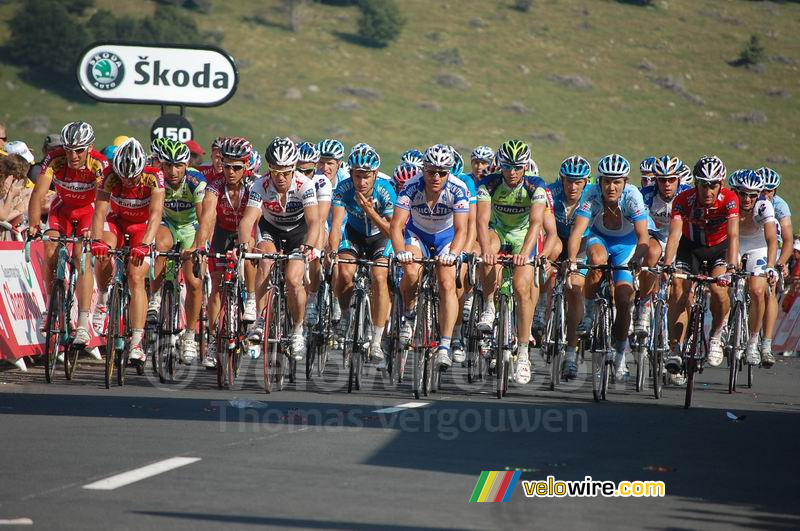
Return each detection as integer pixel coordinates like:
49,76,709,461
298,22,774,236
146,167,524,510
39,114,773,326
0,242,101,362
773,295,800,353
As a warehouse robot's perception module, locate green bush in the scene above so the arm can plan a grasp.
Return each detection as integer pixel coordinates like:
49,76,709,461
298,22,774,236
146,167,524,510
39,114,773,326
513,0,533,12
739,35,765,66
357,0,405,47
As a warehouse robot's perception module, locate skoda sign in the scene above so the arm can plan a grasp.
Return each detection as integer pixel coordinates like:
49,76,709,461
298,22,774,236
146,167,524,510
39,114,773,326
77,42,238,107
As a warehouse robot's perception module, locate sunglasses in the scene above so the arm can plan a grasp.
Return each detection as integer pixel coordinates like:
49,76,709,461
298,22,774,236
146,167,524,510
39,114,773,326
298,167,316,176
500,163,526,171
656,176,678,183
425,168,450,177
65,146,88,155
223,162,246,171
270,168,294,178
737,190,760,200
0,136,7,141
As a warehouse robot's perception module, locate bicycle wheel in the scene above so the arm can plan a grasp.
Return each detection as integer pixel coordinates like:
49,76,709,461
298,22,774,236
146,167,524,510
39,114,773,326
496,295,508,400
683,307,703,409
104,287,120,389
347,294,363,393
115,290,128,387
651,300,666,400
389,292,404,385
635,342,647,393
44,282,65,384
549,293,564,391
412,308,425,400
591,301,605,402
728,302,743,394
600,302,613,401
198,276,209,366
225,288,239,389
262,289,277,393
158,285,176,383
466,290,481,384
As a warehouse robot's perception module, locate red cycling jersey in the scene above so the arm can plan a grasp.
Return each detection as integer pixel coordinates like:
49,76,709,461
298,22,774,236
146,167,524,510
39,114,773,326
197,165,222,182
41,148,110,209
101,167,165,224
672,186,739,247
206,177,255,232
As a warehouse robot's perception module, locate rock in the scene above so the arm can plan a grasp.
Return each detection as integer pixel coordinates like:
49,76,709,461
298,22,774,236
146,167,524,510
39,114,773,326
637,59,656,72
529,131,564,143
767,89,789,98
434,73,470,89
324,126,350,137
548,74,593,90
730,110,768,125
417,101,442,112
335,99,360,111
432,48,463,66
5,81,15,90
731,142,749,151
241,92,257,101
338,86,382,100
769,55,797,66
697,8,741,25
283,88,302,100
765,155,794,165
469,18,489,29
308,85,319,93
519,64,530,74
505,101,530,114
649,75,704,105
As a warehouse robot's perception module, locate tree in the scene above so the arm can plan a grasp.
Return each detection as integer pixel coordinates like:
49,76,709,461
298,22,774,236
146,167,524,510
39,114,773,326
739,35,765,66
356,0,405,47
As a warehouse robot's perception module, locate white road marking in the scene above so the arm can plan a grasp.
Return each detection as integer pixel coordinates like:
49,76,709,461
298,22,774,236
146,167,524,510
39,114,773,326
372,402,429,414
82,457,201,491
0,519,33,525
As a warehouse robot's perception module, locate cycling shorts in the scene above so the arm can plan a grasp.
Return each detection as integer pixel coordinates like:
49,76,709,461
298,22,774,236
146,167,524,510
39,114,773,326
491,225,541,259
585,229,636,285
104,214,147,248
46,201,93,236
257,218,306,254
339,223,391,260
739,235,769,275
675,236,728,275
161,220,198,251
557,236,588,277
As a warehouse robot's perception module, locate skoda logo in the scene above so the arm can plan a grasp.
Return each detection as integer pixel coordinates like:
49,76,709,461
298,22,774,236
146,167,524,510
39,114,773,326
87,51,124,90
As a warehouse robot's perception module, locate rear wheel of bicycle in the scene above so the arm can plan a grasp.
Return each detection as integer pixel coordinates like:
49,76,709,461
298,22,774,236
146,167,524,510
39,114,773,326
683,312,702,409
224,290,239,389
635,345,647,393
262,290,276,393
591,304,604,402
600,305,612,401
548,295,564,391
157,286,175,383
496,298,507,400
651,301,665,400
44,282,65,384
728,303,743,393
109,288,127,387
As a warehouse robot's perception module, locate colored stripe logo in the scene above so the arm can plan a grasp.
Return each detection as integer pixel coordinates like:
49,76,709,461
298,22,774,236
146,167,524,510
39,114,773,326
469,471,521,502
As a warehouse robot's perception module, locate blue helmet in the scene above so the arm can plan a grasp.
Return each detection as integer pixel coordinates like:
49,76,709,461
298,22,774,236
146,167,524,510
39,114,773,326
348,146,381,171
298,141,321,164
756,167,780,190
317,138,344,160
401,149,424,169
735,169,765,192
653,155,683,178
559,155,591,180
598,154,631,178
248,149,262,174
640,157,657,176
450,146,464,175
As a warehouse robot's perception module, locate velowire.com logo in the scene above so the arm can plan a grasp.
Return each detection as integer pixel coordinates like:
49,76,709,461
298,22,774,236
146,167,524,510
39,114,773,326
87,51,124,90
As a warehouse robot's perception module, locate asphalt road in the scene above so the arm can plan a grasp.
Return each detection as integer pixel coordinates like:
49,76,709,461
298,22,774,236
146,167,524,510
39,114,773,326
1,351,799,530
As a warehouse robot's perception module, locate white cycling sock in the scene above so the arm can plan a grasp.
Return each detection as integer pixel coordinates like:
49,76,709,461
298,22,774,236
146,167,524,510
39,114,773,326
247,292,256,303
131,328,144,347
97,289,109,308
78,311,90,329
293,323,303,335
439,336,451,351
748,335,759,346
566,346,577,362
518,342,529,361
372,325,384,346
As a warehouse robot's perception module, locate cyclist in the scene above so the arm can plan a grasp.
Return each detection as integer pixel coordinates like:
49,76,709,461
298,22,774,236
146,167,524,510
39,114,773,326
400,148,424,171
730,169,778,367
316,138,347,187
297,142,331,326
637,155,691,334
639,156,656,189
546,155,591,379
757,167,792,363
197,137,224,181
195,137,256,368
237,137,320,358
476,140,549,384
469,146,494,181
392,162,417,194
664,155,739,372
147,138,207,365
567,154,653,381
90,138,165,364
329,146,396,365
390,143,470,370
27,121,109,351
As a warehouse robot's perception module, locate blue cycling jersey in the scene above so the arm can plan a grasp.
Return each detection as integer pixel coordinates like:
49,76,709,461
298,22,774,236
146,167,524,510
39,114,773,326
332,178,396,237
456,172,477,205
548,179,589,239
576,183,649,237
396,173,470,246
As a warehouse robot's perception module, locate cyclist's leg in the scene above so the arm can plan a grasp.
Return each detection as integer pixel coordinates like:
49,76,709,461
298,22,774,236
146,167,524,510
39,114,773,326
334,233,361,312
707,245,731,338
743,248,769,362
41,200,69,300
638,237,663,297
669,237,697,349
370,246,392,361
151,223,174,296
400,232,424,313
584,235,609,299
67,205,96,341
90,217,120,335
125,222,150,359
478,230,502,329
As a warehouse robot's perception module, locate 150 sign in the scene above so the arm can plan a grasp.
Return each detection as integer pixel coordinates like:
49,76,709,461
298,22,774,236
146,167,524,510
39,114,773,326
77,42,239,107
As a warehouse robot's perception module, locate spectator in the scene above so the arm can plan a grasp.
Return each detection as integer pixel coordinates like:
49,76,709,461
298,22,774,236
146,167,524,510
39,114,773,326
3,140,35,165
0,154,32,239
186,139,205,168
0,123,6,151
28,133,63,184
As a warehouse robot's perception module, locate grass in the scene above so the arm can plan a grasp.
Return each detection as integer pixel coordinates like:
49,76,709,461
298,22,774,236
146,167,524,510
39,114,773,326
0,0,799,209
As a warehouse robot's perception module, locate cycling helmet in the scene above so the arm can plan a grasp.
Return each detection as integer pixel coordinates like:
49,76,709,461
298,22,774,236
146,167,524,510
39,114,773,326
693,155,726,183
347,146,381,171
653,155,683,178
298,142,321,164
101,145,117,161
393,162,418,190
423,143,455,169
450,147,464,175
677,163,693,186
150,137,170,161
470,145,494,163
350,142,372,155
113,138,147,179
597,153,631,178
317,138,345,160
248,149,262,174
527,157,539,176
60,121,95,149
265,137,298,167
735,169,765,192
112,135,129,147
211,137,225,151
559,155,591,180
496,139,530,167
401,149,424,169
756,167,780,190
219,136,252,161
159,138,191,165
639,156,656,177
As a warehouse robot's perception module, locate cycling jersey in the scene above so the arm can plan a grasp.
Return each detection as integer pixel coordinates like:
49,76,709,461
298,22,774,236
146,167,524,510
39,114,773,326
206,178,256,232
163,169,206,226
771,194,791,244
332,178,396,237
40,147,109,209
248,172,317,232
396,174,470,250
477,173,550,233
312,173,333,204
101,167,165,224
672,187,739,247
576,183,649,237
641,183,691,242
197,164,221,182
456,172,477,205
548,179,589,239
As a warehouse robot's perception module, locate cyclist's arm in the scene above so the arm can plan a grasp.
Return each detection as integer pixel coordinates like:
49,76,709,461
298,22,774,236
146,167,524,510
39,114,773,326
195,191,218,248
663,216,683,266
450,210,468,256
328,205,346,252
631,218,650,263
141,188,164,246
91,191,111,241
476,200,492,255
389,207,410,253
567,214,589,262
303,203,320,249
466,202,477,250
765,220,778,269
778,216,793,267
236,206,261,251
726,216,740,268
519,202,545,259
540,209,559,259
27,171,53,232
316,200,331,249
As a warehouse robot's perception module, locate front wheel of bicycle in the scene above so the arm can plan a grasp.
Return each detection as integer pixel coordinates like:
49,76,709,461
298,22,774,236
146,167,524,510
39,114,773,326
44,282,65,384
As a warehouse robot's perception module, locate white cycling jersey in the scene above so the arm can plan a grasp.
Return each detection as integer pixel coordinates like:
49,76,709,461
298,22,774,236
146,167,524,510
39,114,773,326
248,171,317,231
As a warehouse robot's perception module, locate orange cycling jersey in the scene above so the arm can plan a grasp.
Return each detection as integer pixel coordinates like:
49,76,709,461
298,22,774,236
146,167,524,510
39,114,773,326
40,148,110,208
101,167,165,224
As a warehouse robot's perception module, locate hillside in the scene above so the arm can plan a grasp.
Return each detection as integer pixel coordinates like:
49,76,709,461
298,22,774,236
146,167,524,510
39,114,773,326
1,0,799,208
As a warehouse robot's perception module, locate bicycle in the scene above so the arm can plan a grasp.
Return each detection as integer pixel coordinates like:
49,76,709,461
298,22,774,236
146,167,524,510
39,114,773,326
461,254,486,385
647,267,672,399
103,236,141,389
306,254,335,380
404,256,440,400
628,264,666,395
149,244,186,384
387,255,407,385
338,257,388,393
25,221,90,383
543,259,570,390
